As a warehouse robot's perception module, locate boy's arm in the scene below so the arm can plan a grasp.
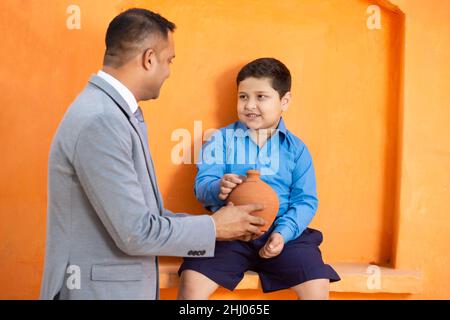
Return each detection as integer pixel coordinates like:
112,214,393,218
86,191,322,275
194,131,227,212
273,145,318,243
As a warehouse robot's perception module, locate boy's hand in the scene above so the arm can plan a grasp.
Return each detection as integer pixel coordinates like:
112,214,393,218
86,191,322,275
259,232,285,259
218,174,245,200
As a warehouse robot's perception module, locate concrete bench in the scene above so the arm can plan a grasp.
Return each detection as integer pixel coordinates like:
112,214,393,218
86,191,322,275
159,257,422,294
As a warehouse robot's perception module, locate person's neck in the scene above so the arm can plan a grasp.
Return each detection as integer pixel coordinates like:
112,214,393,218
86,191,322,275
102,65,141,102
248,119,281,148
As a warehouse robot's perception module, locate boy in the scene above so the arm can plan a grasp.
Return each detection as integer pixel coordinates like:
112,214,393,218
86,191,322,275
178,58,340,299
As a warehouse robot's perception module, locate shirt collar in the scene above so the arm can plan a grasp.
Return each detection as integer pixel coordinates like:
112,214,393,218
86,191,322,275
97,70,139,114
277,117,287,136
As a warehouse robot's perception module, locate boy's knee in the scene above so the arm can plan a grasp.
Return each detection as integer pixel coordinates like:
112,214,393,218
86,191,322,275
177,269,218,300
292,279,330,300
177,270,196,299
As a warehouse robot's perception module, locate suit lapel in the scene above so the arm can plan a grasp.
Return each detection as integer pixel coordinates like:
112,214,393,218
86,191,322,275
88,75,163,213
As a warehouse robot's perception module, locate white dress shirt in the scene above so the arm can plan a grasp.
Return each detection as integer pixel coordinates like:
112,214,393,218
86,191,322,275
97,70,139,114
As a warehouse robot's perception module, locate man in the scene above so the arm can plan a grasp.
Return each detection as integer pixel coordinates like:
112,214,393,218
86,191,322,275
40,8,265,300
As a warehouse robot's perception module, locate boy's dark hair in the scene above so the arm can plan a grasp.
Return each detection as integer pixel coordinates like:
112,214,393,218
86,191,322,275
104,8,176,67
236,58,291,98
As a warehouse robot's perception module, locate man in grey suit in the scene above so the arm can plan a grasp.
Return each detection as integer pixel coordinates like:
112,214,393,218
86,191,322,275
40,8,265,300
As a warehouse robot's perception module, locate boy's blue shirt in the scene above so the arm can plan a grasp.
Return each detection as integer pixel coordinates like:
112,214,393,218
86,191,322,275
194,117,318,243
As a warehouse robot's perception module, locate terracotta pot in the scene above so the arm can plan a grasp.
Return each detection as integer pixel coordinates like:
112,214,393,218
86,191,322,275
227,170,279,231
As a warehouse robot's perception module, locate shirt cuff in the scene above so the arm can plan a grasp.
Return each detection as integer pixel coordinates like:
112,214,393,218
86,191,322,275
273,225,297,243
211,179,223,201
205,179,226,212
208,215,217,240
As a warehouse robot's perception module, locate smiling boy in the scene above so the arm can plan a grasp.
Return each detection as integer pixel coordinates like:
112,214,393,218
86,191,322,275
178,58,340,299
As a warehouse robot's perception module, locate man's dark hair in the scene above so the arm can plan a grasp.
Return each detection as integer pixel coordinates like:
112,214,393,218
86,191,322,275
236,58,291,98
104,8,176,67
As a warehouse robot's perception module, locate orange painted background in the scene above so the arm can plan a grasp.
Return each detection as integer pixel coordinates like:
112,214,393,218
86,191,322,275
0,0,449,299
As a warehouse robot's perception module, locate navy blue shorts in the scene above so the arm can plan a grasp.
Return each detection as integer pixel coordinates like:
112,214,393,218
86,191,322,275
178,227,340,293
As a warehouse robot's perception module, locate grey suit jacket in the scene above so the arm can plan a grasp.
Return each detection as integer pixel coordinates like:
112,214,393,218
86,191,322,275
40,75,216,300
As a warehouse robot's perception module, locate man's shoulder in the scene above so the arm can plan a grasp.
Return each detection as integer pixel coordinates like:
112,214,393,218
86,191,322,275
72,81,115,110
65,82,127,124
53,82,130,148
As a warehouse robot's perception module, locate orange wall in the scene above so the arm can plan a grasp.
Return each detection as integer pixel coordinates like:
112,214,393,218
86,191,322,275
390,0,450,299
0,0,448,299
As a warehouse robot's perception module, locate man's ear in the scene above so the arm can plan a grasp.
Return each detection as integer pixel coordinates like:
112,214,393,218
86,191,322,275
280,92,291,112
143,48,156,70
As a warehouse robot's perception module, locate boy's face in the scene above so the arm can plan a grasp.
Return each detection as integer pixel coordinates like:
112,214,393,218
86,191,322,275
237,77,290,131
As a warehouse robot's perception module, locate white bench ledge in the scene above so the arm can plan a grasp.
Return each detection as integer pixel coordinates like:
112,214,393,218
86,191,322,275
159,258,422,294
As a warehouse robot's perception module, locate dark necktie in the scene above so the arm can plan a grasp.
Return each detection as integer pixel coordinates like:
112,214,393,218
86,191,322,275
134,106,149,148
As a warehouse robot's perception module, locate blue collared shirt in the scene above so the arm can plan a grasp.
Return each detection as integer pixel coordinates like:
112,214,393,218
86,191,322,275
194,118,318,243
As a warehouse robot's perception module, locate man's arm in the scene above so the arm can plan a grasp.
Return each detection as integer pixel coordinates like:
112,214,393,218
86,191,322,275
162,209,189,218
73,113,216,257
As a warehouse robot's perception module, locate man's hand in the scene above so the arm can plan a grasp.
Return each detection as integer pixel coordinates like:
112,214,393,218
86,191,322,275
218,174,245,201
235,233,265,242
259,232,285,259
211,202,266,241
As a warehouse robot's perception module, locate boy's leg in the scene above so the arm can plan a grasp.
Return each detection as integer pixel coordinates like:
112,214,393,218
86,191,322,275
177,240,254,300
291,279,330,300
177,269,219,300
254,228,340,297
